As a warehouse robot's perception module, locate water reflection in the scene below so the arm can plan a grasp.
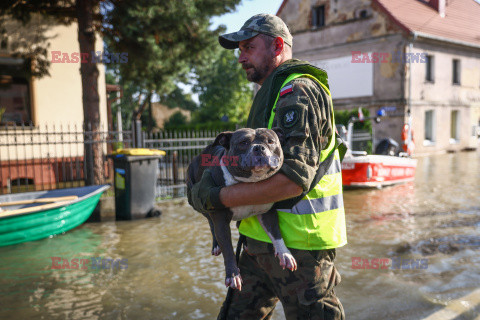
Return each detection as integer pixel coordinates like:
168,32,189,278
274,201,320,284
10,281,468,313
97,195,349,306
0,151,479,319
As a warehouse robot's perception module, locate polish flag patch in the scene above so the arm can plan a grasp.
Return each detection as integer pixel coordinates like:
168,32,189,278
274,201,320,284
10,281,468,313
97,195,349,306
280,84,293,97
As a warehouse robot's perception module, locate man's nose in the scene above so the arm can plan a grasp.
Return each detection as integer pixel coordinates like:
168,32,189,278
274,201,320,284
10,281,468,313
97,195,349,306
238,51,247,64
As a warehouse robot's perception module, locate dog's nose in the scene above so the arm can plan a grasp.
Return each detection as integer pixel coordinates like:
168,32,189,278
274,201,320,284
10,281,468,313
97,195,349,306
253,145,265,152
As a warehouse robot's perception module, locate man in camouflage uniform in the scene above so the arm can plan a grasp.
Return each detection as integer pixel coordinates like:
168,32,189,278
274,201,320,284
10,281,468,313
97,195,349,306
189,13,346,319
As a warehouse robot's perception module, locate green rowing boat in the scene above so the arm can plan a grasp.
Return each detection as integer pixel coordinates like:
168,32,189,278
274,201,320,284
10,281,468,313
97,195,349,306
0,185,110,247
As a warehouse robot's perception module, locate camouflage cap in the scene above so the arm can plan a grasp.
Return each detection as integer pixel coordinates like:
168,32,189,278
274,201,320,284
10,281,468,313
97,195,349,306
219,13,292,49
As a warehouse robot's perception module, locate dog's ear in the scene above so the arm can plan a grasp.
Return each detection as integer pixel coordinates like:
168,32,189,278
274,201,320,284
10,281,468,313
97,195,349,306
271,127,285,145
213,131,233,149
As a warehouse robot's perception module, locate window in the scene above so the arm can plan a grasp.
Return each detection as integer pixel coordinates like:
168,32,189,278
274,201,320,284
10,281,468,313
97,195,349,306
424,110,435,144
359,9,368,18
452,59,460,85
425,55,434,82
0,57,32,125
450,110,459,143
312,5,325,28
355,7,372,19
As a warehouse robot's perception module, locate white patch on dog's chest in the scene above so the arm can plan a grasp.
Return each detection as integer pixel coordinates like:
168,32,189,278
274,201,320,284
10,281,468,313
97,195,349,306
221,165,238,186
220,166,273,221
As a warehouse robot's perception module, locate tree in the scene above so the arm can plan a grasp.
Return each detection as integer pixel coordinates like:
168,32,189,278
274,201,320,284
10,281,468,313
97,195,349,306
1,0,240,184
159,86,197,112
103,0,240,122
192,48,253,124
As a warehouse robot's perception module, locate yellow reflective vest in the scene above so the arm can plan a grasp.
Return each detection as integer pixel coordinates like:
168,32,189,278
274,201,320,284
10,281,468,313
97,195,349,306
238,73,347,250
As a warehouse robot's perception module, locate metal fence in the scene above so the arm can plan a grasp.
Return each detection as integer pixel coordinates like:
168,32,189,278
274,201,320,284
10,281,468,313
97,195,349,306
1,124,371,198
144,130,220,199
0,123,133,195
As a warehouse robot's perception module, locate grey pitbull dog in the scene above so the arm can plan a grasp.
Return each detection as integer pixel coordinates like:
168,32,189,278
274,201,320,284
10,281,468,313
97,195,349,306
187,128,297,290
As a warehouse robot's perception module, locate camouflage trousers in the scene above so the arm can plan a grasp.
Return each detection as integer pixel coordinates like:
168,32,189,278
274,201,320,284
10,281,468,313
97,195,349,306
218,237,345,320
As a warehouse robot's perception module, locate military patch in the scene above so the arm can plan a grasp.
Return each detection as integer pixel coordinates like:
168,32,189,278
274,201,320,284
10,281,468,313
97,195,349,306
279,84,293,97
282,109,298,128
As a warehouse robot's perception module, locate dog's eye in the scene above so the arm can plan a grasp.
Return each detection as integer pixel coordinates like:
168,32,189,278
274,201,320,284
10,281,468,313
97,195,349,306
240,140,249,145
267,139,274,144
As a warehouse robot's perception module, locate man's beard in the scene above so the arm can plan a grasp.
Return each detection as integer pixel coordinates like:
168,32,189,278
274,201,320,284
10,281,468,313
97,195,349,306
243,54,275,84
246,63,270,83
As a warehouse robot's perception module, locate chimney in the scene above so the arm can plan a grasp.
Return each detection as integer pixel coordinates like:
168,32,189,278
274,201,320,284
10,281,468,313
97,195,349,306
427,0,446,17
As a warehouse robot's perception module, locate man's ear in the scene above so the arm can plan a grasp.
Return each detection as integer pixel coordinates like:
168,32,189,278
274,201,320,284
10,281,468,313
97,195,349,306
271,127,285,145
273,37,284,57
213,131,233,149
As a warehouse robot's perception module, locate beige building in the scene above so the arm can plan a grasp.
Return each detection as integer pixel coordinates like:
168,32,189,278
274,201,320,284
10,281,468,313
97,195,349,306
0,16,108,189
0,15,108,132
278,0,480,155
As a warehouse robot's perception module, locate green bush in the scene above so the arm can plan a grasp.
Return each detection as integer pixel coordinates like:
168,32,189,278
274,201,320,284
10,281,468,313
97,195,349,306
334,108,372,132
334,108,373,153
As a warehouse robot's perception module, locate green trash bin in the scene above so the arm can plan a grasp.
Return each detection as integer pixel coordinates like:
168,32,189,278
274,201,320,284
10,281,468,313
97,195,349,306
110,148,166,220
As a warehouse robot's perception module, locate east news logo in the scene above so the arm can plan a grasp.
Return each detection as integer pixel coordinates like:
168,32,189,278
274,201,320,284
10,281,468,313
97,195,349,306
351,257,428,270
51,257,128,270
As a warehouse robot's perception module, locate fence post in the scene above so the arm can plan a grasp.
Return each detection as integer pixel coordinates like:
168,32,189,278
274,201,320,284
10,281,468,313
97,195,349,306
117,108,123,144
84,122,94,186
172,151,178,197
133,119,143,148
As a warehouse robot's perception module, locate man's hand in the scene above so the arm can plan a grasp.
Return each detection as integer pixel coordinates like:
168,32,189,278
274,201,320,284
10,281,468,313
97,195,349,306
188,169,226,213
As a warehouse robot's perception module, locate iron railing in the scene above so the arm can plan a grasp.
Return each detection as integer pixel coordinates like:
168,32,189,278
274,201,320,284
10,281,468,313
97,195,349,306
144,129,220,199
0,123,133,195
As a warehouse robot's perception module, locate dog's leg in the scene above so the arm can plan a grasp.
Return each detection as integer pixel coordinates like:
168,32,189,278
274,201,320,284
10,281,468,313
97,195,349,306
258,209,297,271
205,215,221,256
208,210,243,290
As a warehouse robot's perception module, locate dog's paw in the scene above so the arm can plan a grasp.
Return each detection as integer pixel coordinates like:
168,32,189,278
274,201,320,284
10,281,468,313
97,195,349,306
212,245,222,256
225,274,243,291
276,252,297,271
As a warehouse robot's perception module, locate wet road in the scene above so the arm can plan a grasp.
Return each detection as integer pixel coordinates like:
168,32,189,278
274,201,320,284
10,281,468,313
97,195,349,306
0,150,479,319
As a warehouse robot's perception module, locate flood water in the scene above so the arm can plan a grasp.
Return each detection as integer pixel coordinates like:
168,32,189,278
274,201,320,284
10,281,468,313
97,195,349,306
1,150,479,320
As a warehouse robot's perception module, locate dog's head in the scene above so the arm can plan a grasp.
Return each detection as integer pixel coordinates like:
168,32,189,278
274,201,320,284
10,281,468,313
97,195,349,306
213,127,284,182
